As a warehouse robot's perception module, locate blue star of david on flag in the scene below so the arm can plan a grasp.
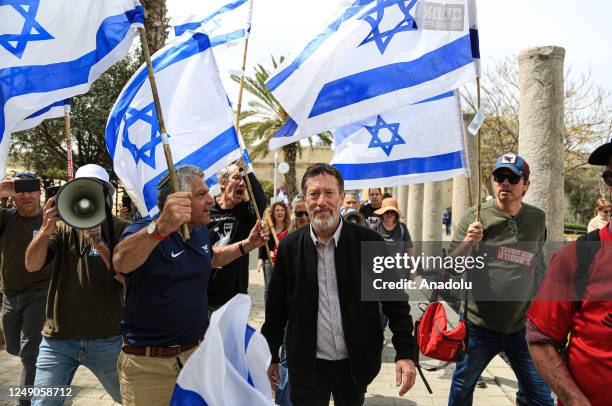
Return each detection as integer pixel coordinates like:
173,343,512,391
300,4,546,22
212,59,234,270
366,115,405,156
358,0,418,55
0,0,54,59
121,103,163,169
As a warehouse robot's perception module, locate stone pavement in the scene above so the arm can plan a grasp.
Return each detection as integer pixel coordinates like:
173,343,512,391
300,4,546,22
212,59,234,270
0,259,519,405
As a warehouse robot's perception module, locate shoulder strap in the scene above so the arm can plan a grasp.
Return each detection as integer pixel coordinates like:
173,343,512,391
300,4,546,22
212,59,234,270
575,230,601,302
399,222,406,240
0,208,17,238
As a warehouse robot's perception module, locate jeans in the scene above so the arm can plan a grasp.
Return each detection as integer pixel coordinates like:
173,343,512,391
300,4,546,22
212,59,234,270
378,303,388,332
264,260,273,304
32,336,123,405
275,327,292,406
448,322,553,406
2,289,48,406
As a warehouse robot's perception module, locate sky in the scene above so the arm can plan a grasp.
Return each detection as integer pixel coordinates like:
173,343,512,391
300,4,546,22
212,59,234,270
166,0,612,112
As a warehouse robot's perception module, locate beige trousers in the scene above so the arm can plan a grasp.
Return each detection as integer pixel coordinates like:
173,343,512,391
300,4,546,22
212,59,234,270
117,347,196,406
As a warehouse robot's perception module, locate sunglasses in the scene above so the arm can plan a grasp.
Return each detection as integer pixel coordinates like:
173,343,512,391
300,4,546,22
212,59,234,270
602,170,612,187
294,211,308,218
14,172,35,179
600,209,612,214
493,173,521,185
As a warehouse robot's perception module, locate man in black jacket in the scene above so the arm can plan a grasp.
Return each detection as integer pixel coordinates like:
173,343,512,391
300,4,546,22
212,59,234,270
262,163,417,406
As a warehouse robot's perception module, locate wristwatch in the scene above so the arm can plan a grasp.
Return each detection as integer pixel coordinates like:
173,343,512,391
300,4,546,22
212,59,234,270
146,221,167,241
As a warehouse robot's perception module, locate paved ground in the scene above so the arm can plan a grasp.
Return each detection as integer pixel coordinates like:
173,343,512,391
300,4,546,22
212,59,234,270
0,247,519,405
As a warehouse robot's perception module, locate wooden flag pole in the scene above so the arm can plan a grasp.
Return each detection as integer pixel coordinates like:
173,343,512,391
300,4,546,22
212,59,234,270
476,77,482,222
139,28,190,239
231,10,273,260
64,101,74,180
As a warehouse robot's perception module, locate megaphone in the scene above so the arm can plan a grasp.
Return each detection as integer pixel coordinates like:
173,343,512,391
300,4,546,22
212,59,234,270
55,177,112,229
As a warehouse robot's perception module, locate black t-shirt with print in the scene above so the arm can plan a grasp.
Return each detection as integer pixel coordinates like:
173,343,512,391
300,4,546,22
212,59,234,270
207,173,266,307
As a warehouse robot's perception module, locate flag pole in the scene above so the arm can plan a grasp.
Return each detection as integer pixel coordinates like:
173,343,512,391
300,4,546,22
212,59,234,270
139,28,190,240
63,101,74,180
475,77,482,222
231,1,273,259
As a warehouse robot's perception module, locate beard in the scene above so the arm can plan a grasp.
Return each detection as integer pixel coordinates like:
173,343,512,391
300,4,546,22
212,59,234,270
310,207,339,234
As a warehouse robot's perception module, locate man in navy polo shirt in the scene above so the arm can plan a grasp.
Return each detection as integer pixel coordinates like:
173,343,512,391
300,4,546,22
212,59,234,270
112,165,269,406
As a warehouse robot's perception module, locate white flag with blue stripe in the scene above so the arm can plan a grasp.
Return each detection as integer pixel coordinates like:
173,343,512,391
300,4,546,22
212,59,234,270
267,0,479,150
12,99,70,133
0,0,143,175
331,91,467,189
171,294,274,406
173,0,253,47
106,31,242,219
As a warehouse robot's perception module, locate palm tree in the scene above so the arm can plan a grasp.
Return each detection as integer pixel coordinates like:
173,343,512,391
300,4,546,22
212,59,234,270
141,0,169,54
232,56,331,202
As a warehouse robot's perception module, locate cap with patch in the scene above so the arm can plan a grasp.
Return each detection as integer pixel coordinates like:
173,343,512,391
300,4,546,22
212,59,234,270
588,139,612,166
494,153,530,177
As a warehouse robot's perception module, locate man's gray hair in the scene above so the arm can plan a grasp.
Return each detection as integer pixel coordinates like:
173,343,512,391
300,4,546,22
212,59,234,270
217,162,240,190
344,191,359,200
157,165,205,211
291,193,305,211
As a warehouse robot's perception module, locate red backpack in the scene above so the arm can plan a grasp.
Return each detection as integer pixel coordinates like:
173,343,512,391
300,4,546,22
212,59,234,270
413,282,469,394
414,302,467,362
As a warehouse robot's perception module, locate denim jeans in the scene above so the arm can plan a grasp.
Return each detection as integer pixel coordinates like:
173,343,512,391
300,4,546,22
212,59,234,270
2,289,48,406
378,303,388,332
32,336,123,405
275,327,292,406
448,322,553,406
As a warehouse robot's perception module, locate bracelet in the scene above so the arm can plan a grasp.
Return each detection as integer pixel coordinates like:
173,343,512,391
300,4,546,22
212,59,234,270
239,241,246,255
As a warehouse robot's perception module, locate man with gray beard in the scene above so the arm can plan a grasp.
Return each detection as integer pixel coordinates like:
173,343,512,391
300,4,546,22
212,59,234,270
262,163,417,406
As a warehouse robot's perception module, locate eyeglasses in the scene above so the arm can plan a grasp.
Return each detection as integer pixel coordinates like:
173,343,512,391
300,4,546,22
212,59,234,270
493,173,521,185
14,172,35,179
602,170,612,187
600,209,612,214
294,211,308,218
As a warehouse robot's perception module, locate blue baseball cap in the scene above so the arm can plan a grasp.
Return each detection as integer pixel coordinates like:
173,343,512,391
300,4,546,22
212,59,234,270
493,153,530,177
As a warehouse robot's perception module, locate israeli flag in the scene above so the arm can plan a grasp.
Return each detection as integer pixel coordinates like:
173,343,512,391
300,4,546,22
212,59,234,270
331,91,467,189
105,31,242,219
170,294,274,406
12,99,70,133
173,0,253,47
0,0,143,175
267,0,479,149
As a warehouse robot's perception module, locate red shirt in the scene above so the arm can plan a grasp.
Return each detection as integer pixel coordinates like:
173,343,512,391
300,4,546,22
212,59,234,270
526,223,612,406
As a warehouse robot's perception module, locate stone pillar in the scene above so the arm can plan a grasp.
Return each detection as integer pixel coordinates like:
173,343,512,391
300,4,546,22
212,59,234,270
452,118,479,231
423,182,443,242
518,46,565,241
397,185,409,222
407,184,423,242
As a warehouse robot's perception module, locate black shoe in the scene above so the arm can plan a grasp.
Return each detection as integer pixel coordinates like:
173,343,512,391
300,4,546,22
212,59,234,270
475,377,487,388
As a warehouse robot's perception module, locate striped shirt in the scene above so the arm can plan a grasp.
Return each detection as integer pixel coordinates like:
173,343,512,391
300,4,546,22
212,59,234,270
309,220,349,360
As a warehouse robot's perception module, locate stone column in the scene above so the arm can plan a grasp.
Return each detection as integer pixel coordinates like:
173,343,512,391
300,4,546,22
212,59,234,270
423,182,443,242
452,117,479,231
407,184,423,242
397,185,409,222
518,46,565,241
